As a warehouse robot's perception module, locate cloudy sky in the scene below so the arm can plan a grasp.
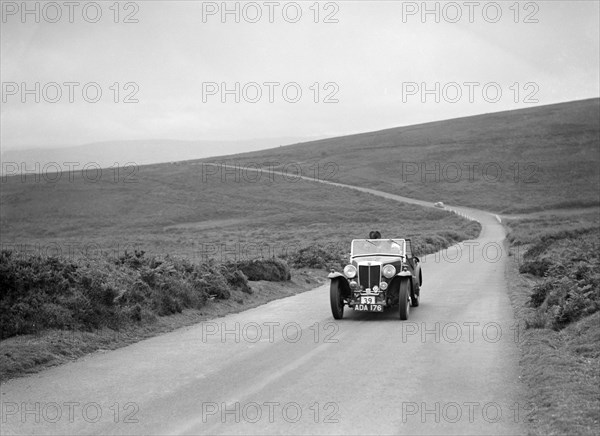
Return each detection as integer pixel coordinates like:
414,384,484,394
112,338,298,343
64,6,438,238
1,0,599,150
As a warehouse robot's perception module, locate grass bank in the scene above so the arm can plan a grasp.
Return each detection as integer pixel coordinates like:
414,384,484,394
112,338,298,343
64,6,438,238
504,208,600,435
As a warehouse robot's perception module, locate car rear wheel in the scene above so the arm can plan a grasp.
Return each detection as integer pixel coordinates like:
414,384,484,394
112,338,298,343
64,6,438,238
399,279,410,320
330,279,344,319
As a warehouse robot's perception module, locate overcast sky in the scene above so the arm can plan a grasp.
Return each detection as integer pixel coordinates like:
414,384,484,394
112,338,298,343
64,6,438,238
1,0,599,150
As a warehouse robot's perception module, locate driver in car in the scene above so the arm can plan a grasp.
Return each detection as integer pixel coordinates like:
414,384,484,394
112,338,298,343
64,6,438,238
369,230,381,239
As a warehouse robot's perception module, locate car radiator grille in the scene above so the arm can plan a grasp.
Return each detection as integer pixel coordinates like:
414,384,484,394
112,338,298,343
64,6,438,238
358,265,381,289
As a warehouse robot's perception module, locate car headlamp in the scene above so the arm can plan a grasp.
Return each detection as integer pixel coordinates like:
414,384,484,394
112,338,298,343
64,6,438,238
343,265,357,278
380,282,388,291
382,264,396,278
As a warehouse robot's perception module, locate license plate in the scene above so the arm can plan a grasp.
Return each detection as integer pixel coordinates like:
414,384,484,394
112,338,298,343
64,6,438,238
361,296,376,304
354,304,383,312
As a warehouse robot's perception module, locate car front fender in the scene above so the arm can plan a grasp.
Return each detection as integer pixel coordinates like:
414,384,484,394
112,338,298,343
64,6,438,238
397,271,412,277
328,272,346,279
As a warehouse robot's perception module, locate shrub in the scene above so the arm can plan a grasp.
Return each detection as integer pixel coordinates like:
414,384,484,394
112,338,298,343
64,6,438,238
199,275,231,300
520,259,553,277
284,246,345,270
523,231,600,330
116,250,147,269
226,259,291,281
529,280,553,308
525,310,548,329
221,267,252,294
0,250,244,339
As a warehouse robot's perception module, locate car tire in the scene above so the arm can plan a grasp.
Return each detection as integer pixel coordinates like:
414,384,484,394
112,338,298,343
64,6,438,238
411,279,420,307
399,279,410,320
330,279,344,320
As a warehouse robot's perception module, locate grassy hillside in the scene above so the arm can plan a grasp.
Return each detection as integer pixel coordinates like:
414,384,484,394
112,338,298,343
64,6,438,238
0,160,479,261
204,99,600,213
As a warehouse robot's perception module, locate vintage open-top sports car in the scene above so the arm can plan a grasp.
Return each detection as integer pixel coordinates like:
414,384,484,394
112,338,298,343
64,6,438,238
328,238,422,320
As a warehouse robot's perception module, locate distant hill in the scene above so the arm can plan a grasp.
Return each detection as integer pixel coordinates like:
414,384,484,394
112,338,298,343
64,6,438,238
202,98,600,213
0,137,320,175
1,98,598,260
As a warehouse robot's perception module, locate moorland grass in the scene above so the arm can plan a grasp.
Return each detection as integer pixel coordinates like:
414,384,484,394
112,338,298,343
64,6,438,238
205,99,600,213
0,163,480,263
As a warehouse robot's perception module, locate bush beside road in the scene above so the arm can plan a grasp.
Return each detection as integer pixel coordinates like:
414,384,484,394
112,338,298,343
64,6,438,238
504,209,600,435
0,251,302,381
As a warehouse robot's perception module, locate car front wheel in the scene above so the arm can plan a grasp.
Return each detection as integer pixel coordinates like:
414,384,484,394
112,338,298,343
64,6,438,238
330,279,344,319
399,279,410,320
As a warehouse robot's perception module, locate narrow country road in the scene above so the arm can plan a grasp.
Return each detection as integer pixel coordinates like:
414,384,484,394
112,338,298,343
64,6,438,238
0,180,527,435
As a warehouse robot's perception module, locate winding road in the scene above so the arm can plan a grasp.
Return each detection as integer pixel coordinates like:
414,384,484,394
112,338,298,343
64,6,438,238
1,179,527,435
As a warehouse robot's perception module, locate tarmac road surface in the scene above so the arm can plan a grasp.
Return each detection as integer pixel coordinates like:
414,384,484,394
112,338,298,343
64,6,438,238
0,181,527,435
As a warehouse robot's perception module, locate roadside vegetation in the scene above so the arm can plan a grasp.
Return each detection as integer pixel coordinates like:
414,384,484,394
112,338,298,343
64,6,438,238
0,249,284,340
504,209,600,435
0,249,300,380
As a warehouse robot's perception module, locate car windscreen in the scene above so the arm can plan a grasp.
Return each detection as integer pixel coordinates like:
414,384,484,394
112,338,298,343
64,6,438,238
352,240,404,257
